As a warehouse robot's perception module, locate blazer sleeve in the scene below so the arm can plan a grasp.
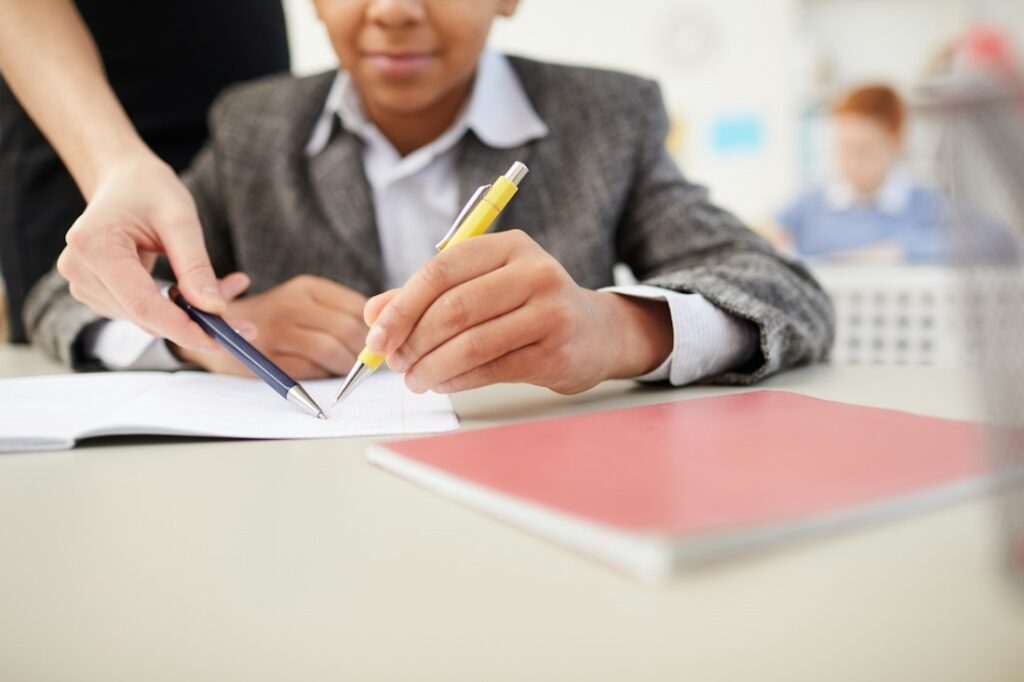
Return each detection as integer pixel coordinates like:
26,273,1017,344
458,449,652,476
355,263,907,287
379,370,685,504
24,140,234,367
22,267,103,367
615,80,835,384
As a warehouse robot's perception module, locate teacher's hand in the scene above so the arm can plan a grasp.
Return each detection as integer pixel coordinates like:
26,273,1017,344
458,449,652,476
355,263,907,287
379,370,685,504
57,152,245,352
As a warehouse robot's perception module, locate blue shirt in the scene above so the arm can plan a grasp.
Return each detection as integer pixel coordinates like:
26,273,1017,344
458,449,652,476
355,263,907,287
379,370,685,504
778,177,951,263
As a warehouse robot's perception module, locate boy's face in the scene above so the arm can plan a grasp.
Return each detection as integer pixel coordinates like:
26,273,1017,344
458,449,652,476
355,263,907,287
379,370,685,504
834,114,903,196
315,0,519,116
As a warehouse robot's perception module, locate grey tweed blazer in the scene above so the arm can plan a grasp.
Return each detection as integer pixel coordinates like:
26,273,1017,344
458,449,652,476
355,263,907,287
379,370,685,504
26,56,834,383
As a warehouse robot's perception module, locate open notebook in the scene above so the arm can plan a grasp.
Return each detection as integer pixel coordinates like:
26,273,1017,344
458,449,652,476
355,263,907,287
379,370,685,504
369,391,1000,581
0,371,458,453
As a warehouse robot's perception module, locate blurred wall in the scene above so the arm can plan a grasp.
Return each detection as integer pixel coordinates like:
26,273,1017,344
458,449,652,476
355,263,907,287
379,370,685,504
800,0,971,89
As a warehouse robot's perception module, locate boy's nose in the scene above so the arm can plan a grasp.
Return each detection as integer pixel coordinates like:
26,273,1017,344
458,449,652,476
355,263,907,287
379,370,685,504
366,0,427,28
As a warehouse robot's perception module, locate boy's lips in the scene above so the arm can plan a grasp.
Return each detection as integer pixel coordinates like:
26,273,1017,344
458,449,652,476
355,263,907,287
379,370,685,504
362,51,438,77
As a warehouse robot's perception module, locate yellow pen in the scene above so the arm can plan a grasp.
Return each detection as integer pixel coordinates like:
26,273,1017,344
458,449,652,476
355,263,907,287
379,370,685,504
333,161,530,407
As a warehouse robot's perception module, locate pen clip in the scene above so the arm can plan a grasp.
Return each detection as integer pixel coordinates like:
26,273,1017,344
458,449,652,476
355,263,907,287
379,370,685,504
436,184,490,251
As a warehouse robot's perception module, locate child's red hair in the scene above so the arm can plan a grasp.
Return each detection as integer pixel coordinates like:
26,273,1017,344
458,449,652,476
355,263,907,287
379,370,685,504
833,84,906,137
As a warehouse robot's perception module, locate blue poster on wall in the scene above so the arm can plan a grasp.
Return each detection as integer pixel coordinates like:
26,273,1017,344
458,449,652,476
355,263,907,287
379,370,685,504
710,114,766,155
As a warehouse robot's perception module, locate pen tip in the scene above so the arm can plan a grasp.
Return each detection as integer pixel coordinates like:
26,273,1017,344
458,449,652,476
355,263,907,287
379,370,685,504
317,411,327,420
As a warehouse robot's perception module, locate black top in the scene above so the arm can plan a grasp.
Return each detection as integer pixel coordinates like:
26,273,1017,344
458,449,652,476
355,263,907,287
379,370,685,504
0,0,290,342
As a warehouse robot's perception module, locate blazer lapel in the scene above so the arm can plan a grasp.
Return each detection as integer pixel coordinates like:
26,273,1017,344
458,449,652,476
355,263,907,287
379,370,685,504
307,128,549,295
308,131,385,293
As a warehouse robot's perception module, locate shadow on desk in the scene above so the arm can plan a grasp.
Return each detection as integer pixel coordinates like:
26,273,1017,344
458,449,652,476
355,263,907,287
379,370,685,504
0,434,238,459
454,378,746,425
75,434,238,451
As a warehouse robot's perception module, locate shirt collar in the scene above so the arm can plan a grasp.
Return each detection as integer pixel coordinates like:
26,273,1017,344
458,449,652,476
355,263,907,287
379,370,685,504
305,49,549,159
824,166,913,215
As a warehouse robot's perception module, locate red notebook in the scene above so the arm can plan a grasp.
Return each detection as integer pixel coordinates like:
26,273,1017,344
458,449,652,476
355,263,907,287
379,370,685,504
367,391,991,580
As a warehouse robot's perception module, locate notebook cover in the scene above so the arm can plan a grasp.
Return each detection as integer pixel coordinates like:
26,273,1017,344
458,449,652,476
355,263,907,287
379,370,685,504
372,391,987,536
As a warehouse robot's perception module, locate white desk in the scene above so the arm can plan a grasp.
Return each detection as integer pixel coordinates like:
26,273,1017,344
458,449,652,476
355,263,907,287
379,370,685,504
0,345,1021,681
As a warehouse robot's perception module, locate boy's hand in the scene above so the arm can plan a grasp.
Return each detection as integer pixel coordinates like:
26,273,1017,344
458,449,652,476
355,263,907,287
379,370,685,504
174,275,368,379
363,230,673,395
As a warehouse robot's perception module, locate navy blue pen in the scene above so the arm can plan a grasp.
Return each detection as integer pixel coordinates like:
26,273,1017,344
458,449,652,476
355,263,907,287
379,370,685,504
168,285,327,419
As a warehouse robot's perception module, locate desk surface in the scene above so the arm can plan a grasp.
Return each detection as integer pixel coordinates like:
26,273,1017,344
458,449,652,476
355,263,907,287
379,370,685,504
0,345,1021,682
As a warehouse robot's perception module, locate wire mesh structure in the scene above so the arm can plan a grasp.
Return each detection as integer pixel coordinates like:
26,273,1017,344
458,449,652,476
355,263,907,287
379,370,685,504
813,265,964,367
924,72,1024,588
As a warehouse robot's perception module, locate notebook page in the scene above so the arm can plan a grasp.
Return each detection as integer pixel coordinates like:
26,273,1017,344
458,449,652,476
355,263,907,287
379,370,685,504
0,373,170,452
86,370,459,440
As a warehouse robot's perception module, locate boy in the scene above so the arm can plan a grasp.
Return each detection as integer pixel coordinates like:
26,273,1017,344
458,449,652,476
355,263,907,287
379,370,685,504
777,85,949,264
27,0,833,395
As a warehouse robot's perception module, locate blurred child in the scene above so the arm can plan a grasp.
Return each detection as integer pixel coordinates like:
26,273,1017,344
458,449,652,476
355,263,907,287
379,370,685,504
778,85,949,264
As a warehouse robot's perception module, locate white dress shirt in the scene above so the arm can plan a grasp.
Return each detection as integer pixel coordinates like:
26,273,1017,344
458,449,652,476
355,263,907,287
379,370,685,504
824,166,913,215
90,51,757,385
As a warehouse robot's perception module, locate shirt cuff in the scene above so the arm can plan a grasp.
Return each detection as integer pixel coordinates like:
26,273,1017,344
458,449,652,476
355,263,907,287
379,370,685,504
600,284,759,386
83,319,187,371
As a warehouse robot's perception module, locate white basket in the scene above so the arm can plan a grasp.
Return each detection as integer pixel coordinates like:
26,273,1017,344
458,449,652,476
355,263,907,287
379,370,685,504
812,265,967,367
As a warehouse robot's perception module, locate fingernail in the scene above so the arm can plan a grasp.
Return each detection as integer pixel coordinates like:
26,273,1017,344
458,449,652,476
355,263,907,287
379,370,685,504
388,351,409,373
434,382,452,394
235,323,258,341
224,276,250,299
366,325,387,352
202,285,225,308
199,342,220,354
405,374,423,394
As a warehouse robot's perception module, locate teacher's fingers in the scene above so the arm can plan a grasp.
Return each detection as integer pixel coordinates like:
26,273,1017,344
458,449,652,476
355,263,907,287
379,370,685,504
89,242,216,350
156,209,226,314
57,248,120,319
